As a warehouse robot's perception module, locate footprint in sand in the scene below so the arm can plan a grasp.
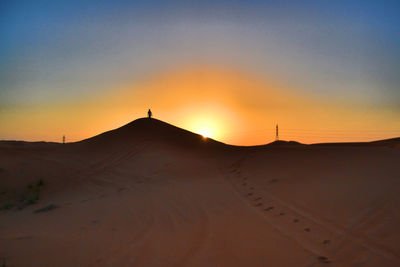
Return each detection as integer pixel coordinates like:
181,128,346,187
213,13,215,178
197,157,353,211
247,192,253,196
265,206,274,211
304,228,311,232
255,203,263,207
249,187,254,190
254,197,262,201
278,212,285,216
293,219,299,223
317,256,331,263
323,240,330,245
242,182,247,186
269,179,278,183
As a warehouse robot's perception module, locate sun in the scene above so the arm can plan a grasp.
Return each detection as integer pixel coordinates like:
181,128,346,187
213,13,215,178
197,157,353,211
198,127,212,139
188,117,219,140
180,104,233,142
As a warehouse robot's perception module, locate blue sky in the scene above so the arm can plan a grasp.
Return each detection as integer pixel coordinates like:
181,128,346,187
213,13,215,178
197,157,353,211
1,0,399,143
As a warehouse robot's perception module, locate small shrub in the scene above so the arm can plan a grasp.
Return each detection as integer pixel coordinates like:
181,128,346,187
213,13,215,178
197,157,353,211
34,204,58,213
37,179,44,187
20,191,39,207
1,203,14,210
27,197,37,205
16,180,46,209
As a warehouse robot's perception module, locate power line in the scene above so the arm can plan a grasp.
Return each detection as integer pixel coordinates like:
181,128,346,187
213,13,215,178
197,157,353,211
222,127,400,137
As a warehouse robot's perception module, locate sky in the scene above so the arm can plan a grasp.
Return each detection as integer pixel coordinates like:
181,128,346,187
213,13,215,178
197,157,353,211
1,0,400,145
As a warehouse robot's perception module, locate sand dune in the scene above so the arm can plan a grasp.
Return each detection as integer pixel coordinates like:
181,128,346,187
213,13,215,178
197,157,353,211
1,118,399,266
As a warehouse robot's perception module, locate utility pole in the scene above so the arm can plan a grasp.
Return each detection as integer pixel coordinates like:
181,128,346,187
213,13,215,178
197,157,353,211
62,135,65,144
275,124,279,141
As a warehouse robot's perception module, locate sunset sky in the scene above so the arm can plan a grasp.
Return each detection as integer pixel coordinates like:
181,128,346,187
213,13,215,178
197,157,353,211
1,1,400,145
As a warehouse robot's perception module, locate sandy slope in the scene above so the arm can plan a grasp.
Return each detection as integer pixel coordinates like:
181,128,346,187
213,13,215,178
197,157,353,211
0,119,399,266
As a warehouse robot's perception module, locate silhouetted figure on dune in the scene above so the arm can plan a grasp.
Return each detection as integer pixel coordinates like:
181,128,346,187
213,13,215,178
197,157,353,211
148,109,152,119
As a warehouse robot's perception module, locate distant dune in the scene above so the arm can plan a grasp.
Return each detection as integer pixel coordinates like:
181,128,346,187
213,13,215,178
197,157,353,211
1,118,399,266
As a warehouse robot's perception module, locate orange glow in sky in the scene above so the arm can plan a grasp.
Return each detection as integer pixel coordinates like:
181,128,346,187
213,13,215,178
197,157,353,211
0,65,399,145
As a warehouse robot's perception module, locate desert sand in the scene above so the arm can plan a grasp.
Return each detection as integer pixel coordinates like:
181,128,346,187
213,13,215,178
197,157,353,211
1,118,399,266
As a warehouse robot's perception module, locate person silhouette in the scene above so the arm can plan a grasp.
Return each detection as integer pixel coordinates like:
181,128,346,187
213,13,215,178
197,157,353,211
148,109,152,119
